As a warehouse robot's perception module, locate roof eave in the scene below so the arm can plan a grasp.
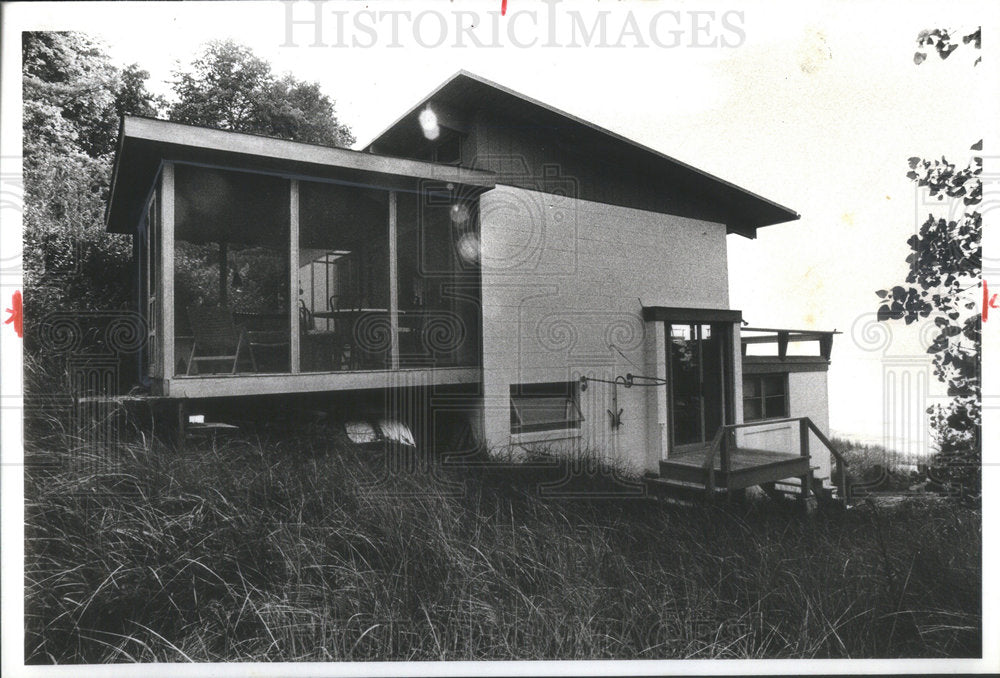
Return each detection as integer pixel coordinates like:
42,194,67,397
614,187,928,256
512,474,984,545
366,71,801,234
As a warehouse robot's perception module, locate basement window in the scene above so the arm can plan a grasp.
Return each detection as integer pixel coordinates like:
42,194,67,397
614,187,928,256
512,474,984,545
743,374,788,422
510,382,584,435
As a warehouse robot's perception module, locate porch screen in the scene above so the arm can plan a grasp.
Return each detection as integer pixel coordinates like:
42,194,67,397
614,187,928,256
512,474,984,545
173,164,291,376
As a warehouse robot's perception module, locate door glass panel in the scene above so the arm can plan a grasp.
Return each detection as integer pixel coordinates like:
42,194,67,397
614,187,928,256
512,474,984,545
670,324,702,446
701,324,724,440
669,323,725,448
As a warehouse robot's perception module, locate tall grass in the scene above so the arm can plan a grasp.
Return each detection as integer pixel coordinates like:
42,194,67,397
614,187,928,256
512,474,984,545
25,419,980,662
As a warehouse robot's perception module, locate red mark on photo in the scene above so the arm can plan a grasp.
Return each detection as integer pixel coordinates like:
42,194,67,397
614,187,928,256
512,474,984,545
4,290,22,338
984,280,998,322
501,0,508,16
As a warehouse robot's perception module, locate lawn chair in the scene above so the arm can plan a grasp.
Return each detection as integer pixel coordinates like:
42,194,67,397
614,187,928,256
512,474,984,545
235,312,290,373
299,300,340,371
185,305,246,375
328,293,366,370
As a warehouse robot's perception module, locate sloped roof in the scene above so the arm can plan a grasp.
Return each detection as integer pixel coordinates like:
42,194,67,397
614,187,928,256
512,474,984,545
105,116,495,233
365,70,799,238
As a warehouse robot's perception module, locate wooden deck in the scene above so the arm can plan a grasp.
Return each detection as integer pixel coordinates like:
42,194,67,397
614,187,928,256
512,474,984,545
659,446,813,491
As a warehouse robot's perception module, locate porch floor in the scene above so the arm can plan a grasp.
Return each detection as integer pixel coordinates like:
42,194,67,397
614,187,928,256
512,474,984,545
659,446,813,491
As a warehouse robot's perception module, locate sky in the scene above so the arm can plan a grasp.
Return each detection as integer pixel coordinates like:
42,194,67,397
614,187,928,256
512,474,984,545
4,0,998,454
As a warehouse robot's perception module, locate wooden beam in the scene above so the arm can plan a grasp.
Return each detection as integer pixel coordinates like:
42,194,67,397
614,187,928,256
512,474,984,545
161,162,175,383
289,179,300,374
777,331,789,360
642,307,742,323
166,366,481,399
388,191,399,370
741,334,835,345
742,359,830,374
121,117,496,187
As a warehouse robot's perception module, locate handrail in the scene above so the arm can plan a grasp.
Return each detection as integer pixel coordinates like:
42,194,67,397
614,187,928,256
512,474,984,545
805,418,851,503
804,418,849,468
701,428,725,495
706,416,851,504
701,427,724,470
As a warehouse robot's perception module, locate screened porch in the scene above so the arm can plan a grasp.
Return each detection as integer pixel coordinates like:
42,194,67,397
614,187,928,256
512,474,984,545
109,117,494,398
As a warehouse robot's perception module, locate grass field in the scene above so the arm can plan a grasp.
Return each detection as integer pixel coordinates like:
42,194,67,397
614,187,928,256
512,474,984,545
23,416,981,662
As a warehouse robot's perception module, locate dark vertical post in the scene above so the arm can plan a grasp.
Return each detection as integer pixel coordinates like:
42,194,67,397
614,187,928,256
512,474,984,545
289,180,300,373
819,334,833,361
799,418,811,505
175,399,187,451
720,428,731,500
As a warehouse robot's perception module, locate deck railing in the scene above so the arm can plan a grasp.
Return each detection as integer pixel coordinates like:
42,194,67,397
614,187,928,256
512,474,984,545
702,416,851,502
740,327,840,360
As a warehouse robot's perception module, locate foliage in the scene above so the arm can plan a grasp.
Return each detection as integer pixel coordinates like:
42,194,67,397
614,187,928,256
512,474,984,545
875,147,981,500
169,40,355,147
876,31,982,501
24,420,981,662
22,32,160,360
22,33,354,382
173,242,289,333
914,27,981,66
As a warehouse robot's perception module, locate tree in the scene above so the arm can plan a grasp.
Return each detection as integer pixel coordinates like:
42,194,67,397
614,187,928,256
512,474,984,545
169,40,354,147
23,33,355,391
876,28,982,500
913,27,981,66
22,33,162,330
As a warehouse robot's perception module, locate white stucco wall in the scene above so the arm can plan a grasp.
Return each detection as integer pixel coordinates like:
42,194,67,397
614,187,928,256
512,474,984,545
737,370,833,480
479,185,729,474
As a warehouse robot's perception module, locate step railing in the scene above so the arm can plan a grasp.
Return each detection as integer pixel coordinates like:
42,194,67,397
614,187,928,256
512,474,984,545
702,416,851,503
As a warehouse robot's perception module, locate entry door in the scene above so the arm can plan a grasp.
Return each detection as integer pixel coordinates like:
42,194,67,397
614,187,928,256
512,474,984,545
667,323,728,452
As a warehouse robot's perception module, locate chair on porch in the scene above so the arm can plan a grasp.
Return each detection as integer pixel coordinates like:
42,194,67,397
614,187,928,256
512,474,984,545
236,312,290,373
185,305,247,375
299,300,338,371
328,293,366,370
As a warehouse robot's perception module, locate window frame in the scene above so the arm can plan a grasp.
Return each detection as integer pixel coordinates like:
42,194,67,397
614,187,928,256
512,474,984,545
742,373,789,422
509,381,584,436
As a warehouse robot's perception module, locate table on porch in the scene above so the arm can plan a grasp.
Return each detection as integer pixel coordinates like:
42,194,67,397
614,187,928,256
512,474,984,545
309,309,421,370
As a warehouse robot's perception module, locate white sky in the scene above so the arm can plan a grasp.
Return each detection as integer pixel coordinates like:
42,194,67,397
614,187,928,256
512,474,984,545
4,0,999,452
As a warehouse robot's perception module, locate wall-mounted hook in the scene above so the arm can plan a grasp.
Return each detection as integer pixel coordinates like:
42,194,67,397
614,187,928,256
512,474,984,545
609,381,623,430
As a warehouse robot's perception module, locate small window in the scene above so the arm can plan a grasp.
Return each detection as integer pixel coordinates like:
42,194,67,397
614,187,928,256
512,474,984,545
434,133,463,164
510,381,584,435
743,374,788,422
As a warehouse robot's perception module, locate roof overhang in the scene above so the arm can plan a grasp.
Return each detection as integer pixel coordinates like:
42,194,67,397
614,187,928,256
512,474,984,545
105,116,497,233
641,306,743,323
366,71,800,238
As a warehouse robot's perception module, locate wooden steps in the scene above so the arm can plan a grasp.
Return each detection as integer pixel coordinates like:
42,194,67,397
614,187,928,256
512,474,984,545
650,443,848,509
659,447,812,491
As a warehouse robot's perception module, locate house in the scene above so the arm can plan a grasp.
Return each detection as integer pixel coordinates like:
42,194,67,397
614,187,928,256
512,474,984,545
105,71,847,503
